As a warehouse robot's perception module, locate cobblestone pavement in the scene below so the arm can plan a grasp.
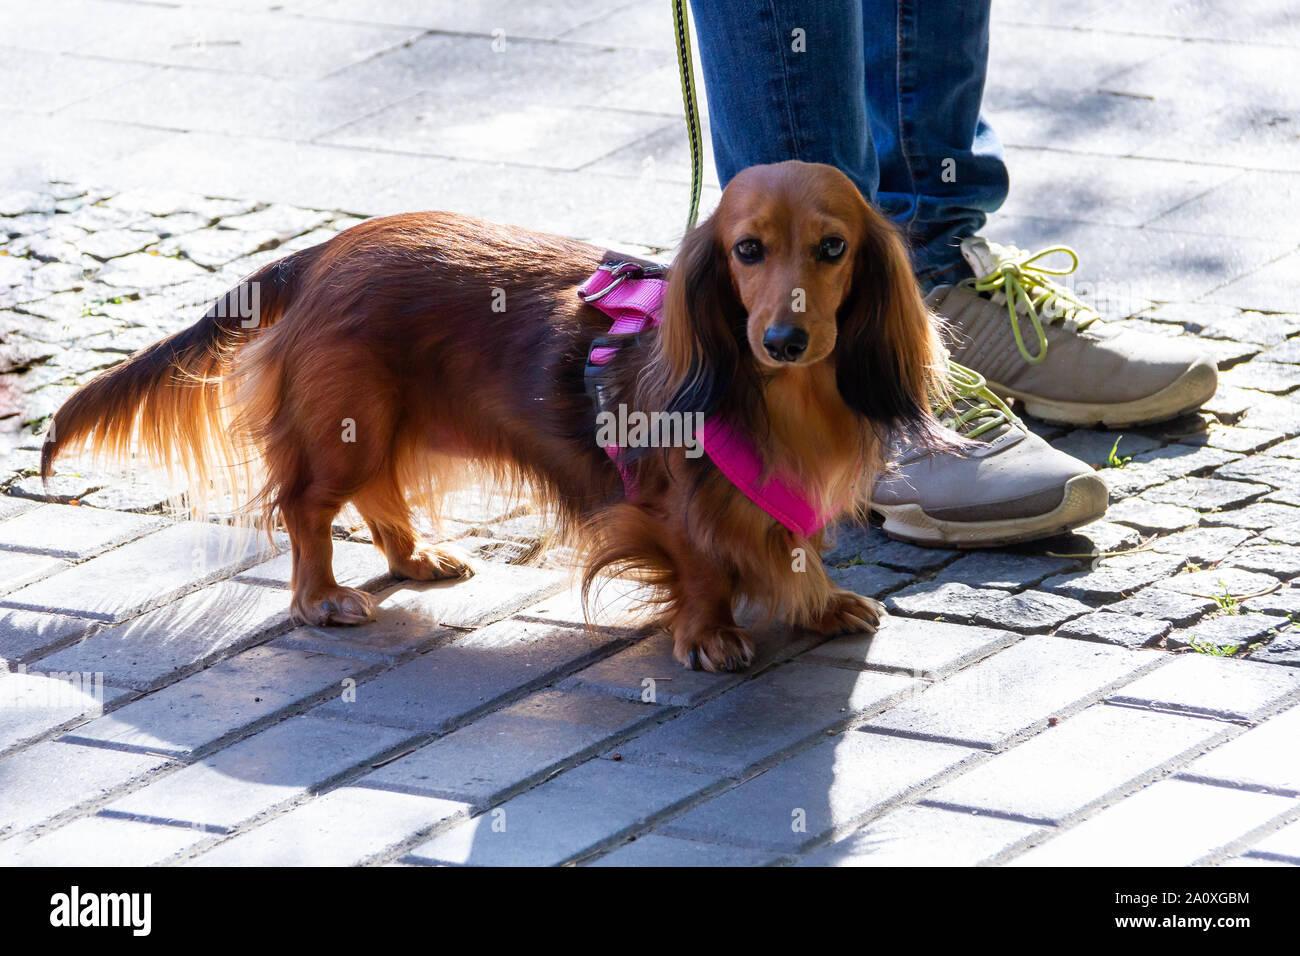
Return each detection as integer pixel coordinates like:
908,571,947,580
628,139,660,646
2,1,1300,866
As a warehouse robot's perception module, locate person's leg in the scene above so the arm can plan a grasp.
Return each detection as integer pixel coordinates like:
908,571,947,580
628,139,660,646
858,1,1215,427
687,1,1105,549
688,0,877,203
861,0,1009,291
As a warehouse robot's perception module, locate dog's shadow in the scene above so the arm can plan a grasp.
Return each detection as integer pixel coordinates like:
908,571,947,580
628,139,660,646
1,510,1095,866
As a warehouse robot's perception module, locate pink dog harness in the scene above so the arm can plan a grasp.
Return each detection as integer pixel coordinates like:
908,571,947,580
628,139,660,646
579,261,834,538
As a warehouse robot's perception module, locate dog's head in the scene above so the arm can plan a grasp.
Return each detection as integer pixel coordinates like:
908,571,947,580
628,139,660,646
658,160,946,439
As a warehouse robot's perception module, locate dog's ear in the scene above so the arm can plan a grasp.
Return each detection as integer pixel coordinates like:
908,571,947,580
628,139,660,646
655,213,749,420
835,204,948,443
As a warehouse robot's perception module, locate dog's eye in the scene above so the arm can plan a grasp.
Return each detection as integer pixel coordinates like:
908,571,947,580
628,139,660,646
818,236,847,261
734,238,763,263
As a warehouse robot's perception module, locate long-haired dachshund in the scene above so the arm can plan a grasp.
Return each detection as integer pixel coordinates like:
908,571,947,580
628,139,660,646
42,161,947,672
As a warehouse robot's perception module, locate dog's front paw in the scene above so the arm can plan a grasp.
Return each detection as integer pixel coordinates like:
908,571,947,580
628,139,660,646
390,543,473,581
808,589,883,636
292,586,376,626
673,625,756,673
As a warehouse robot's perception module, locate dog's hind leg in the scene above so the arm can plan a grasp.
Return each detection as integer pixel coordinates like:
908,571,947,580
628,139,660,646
259,347,394,627
352,468,472,582
282,484,375,626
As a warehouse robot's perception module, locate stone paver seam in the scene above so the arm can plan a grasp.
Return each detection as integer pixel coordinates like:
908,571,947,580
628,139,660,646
90,712,428,827
1193,799,1300,867
362,659,927,866
1134,168,1251,231
921,714,1243,830
1,627,645,850
775,699,1238,866
849,651,1172,753
0,751,183,847
340,708,677,867
1196,244,1300,301
1111,676,1300,725
983,729,1300,866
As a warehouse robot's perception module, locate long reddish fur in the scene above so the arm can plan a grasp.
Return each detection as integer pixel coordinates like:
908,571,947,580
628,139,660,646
42,161,947,672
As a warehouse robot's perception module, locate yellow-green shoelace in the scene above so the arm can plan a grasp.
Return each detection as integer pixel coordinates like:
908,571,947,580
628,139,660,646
962,245,1098,365
942,362,1021,441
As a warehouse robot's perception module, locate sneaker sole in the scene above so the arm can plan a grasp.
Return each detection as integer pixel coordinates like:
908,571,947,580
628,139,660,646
870,473,1109,549
985,359,1218,429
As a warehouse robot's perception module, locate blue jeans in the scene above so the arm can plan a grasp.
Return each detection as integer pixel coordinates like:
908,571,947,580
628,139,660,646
689,0,1009,291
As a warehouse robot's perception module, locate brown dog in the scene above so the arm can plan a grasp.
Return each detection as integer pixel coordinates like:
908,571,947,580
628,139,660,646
42,161,947,671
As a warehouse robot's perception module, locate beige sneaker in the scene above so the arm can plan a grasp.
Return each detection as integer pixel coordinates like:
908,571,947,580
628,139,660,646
931,238,1218,428
870,364,1108,548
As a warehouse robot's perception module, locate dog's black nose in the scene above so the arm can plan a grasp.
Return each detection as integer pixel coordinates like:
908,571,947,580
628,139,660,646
762,324,809,362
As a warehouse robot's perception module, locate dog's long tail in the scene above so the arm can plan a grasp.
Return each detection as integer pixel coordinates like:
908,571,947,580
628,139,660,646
40,248,319,498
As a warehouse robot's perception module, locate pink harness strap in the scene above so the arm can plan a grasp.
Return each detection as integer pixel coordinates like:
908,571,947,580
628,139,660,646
579,262,832,538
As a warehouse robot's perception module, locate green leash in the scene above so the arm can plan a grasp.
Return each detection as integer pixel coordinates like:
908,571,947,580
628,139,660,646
671,0,703,234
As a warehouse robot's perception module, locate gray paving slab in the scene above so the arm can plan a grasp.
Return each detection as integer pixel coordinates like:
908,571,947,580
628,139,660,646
1167,613,1287,652
62,645,369,758
798,804,1041,867
310,0,629,44
588,834,773,867
0,607,95,667
923,703,1229,823
271,618,453,665
0,504,165,559
1009,780,1296,867
971,590,1094,633
997,150,1239,230
863,637,1161,750
1074,0,1300,47
0,549,69,596
557,624,815,707
1247,627,1300,667
0,668,131,755
990,215,1293,303
613,662,920,777
360,688,661,807
884,581,1013,621
823,526,958,572
660,732,976,852
1054,611,1171,649
323,96,672,171
1157,567,1281,601
0,499,40,522
233,540,392,591
825,561,915,599
930,551,1080,591
1040,553,1188,604
0,740,172,838
1236,505,1300,541
0,522,277,622
103,714,412,832
1208,249,1300,313
0,813,205,866
801,617,1019,678
31,581,293,691
1180,703,1300,795
1148,527,1254,564
1223,543,1300,580
317,617,621,732
380,561,565,629
330,29,668,108
405,758,716,867
189,786,469,867
74,4,422,78
68,68,416,143
1249,821,1300,863
1110,653,1300,721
